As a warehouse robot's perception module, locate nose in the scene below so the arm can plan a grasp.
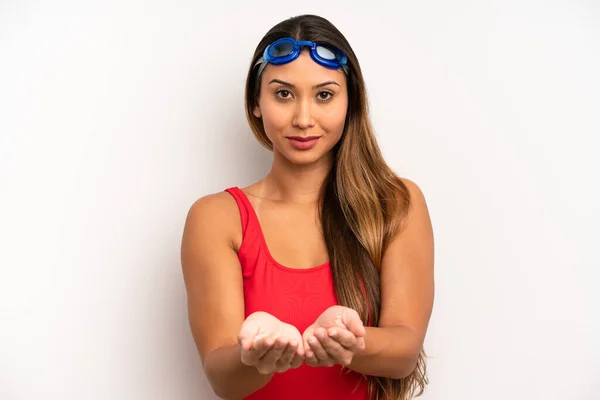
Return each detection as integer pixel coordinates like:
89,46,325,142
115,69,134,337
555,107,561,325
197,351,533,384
292,97,315,129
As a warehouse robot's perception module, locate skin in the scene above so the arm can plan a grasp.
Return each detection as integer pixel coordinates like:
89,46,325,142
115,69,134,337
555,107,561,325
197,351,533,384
181,48,434,399
252,48,348,174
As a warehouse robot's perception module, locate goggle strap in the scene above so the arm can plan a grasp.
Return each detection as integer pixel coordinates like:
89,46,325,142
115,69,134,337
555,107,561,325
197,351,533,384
256,61,267,80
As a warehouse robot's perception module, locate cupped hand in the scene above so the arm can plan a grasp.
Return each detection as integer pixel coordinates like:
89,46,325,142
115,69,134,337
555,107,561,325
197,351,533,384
238,311,305,374
302,305,366,367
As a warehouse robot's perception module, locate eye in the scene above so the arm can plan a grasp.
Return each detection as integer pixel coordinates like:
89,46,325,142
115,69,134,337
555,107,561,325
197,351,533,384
275,89,292,101
317,91,333,102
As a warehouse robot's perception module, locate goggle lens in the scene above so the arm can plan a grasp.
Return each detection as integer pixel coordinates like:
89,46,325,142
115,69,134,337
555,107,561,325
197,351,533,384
315,44,337,60
270,41,294,57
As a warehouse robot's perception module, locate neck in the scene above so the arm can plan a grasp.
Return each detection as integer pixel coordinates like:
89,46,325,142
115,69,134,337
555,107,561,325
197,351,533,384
261,150,334,204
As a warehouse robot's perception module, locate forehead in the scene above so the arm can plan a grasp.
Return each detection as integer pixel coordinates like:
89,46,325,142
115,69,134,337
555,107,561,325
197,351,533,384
261,50,346,87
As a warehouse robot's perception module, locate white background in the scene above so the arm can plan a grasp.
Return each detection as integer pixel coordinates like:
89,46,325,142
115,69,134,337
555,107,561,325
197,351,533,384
1,1,599,399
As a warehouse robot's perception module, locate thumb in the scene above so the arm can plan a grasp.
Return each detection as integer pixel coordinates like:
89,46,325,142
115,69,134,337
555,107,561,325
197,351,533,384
238,322,260,350
343,311,366,337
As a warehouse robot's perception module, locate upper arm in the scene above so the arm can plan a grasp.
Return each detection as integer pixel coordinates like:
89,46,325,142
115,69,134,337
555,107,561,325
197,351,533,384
379,178,435,342
180,193,245,364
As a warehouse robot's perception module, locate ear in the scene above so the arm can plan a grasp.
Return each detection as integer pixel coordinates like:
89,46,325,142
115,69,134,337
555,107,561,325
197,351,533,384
253,103,262,119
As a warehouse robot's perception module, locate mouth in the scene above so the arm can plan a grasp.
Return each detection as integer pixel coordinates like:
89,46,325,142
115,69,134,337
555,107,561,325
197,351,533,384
286,136,321,150
286,136,322,142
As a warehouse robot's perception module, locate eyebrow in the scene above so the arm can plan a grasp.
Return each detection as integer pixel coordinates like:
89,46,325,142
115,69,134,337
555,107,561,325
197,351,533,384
268,79,340,89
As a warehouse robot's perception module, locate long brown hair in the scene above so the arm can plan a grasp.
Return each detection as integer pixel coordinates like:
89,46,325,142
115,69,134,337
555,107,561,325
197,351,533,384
244,14,428,400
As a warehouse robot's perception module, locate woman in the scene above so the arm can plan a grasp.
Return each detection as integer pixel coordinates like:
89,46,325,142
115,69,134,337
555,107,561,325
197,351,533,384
181,14,434,400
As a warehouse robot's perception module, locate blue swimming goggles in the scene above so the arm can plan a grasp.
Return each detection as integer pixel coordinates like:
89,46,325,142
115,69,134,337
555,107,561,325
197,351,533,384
254,37,349,80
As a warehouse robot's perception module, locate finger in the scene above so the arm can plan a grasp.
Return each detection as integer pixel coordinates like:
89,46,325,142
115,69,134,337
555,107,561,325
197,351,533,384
238,325,260,351
242,335,275,366
343,312,366,337
295,341,305,358
309,330,334,367
290,352,304,369
301,328,313,351
256,336,288,374
302,330,322,366
320,329,353,366
327,327,357,350
274,341,298,372
304,345,319,367
303,334,319,366
259,336,287,362
241,340,268,366
241,343,264,367
356,336,366,352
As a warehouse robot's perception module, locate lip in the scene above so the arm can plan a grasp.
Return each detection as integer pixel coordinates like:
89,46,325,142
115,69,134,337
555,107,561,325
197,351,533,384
286,136,321,142
287,136,321,150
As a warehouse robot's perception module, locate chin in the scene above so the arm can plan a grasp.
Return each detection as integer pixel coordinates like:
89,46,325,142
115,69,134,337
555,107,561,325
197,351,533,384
284,151,323,165
285,147,337,166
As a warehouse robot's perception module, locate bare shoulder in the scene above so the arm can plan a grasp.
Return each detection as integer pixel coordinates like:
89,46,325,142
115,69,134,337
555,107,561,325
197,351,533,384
399,177,427,206
184,190,242,250
187,190,240,226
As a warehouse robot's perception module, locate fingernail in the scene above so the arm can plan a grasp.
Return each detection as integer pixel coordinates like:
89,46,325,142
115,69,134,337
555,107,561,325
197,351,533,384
329,329,336,337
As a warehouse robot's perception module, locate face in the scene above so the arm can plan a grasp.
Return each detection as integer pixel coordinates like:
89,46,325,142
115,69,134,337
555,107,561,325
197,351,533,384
253,49,348,166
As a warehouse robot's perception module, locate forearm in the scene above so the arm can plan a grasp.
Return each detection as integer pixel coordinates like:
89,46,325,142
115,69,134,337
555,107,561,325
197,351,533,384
203,343,273,399
348,325,423,379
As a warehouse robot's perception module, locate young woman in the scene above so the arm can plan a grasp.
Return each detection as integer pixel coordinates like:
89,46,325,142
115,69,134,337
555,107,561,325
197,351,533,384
181,14,434,400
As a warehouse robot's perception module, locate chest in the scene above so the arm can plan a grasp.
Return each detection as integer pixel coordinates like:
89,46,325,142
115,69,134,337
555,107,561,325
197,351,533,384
253,202,330,270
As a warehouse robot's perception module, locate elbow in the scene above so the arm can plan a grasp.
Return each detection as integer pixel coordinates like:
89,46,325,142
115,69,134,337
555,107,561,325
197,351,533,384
212,388,242,400
391,356,420,380
205,374,241,400
208,382,231,400
203,360,235,400
391,368,414,380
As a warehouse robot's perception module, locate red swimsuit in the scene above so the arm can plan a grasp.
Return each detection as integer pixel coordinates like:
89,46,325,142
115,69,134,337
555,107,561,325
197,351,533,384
225,187,369,400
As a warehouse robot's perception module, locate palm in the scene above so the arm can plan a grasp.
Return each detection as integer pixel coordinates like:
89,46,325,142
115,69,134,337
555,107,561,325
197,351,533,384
238,312,305,375
304,305,365,340
242,312,302,343
302,306,366,368
314,305,353,330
